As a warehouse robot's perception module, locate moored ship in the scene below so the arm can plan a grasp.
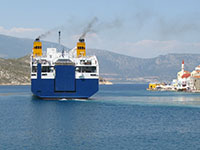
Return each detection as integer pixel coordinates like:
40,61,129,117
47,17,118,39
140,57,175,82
30,33,99,99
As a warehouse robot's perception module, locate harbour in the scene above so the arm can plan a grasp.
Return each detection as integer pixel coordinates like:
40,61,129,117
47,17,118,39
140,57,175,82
148,60,200,93
1,1,200,149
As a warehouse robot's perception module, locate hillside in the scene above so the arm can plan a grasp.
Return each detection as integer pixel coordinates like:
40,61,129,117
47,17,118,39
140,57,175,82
0,52,200,84
0,55,30,84
0,34,200,84
0,34,66,58
87,49,200,83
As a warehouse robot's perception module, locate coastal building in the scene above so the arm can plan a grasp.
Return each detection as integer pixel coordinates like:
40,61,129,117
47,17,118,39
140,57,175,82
190,65,200,90
148,60,200,92
193,78,200,90
191,65,200,77
148,83,159,90
176,60,191,90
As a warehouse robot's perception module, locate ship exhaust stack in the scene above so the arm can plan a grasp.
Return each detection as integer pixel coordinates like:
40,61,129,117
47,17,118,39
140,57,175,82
77,38,86,57
33,38,42,57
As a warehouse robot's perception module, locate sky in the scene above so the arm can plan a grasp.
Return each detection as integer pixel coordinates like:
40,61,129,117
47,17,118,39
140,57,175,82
0,0,200,58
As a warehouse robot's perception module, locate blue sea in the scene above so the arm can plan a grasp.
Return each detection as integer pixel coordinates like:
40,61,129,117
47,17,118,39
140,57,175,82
0,84,200,150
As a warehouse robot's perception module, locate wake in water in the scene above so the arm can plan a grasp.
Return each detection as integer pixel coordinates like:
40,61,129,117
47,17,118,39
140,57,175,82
59,98,93,102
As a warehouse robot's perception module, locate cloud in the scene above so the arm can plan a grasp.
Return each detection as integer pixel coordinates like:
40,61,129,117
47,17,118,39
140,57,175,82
117,40,200,58
0,26,42,38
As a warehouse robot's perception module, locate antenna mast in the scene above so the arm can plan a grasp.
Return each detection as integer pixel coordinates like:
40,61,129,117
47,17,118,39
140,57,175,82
58,31,61,45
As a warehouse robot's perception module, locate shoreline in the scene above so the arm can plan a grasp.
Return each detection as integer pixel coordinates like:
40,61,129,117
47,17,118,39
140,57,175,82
0,83,31,86
0,81,113,86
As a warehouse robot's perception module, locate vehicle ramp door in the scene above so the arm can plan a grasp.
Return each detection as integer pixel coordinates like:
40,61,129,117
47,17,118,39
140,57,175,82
55,65,75,92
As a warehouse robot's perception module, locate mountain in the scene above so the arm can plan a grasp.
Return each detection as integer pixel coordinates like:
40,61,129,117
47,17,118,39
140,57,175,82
87,49,200,83
0,34,66,58
0,34,200,84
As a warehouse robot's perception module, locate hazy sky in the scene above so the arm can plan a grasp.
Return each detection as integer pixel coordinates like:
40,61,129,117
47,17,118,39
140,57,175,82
1,0,200,58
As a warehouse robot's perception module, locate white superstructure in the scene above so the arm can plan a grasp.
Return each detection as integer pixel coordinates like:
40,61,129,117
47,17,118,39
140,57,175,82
31,47,99,80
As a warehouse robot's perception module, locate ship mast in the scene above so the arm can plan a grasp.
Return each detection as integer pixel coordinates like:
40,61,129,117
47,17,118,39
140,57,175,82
58,31,61,45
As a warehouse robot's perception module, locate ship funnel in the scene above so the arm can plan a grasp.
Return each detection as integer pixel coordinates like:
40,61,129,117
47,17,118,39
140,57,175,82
33,38,42,57
77,38,86,57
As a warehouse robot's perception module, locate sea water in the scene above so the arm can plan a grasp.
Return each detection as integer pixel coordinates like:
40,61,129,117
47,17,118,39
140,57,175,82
0,84,200,150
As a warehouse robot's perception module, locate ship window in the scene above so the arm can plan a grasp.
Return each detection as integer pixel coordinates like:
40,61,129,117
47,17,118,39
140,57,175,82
76,66,96,73
32,66,37,72
78,47,85,50
34,46,42,49
42,66,54,72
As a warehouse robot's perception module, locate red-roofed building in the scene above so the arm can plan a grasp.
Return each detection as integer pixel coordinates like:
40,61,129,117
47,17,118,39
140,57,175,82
176,60,191,89
181,73,191,79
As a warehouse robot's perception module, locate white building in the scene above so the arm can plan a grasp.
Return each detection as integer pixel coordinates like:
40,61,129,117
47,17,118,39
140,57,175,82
190,65,200,90
176,60,191,90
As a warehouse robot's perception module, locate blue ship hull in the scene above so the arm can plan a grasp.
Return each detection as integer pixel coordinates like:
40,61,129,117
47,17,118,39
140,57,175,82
31,79,99,99
31,64,99,99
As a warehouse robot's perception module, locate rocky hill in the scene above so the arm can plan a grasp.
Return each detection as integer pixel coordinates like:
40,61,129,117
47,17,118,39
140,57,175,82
0,55,30,85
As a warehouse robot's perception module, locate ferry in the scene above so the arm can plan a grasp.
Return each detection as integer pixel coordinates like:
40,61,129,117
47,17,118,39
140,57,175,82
30,33,99,99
